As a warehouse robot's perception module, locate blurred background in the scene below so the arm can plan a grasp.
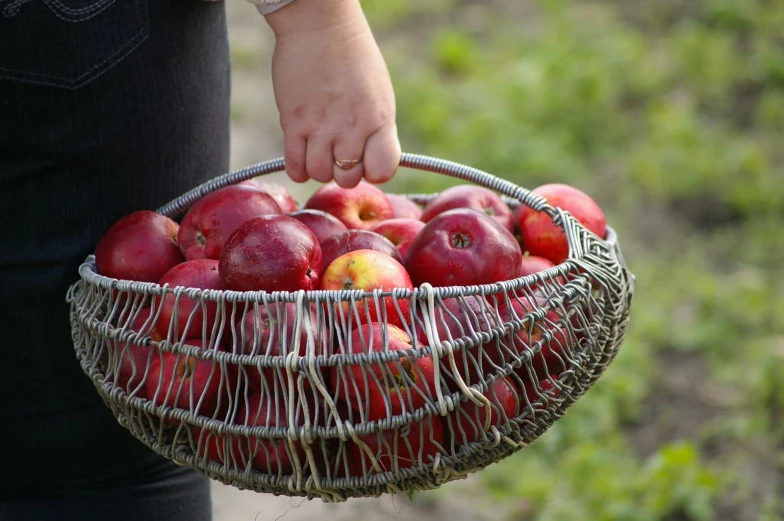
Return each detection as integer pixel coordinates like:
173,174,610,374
214,0,784,519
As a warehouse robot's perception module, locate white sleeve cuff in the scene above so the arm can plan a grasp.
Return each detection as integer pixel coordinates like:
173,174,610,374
252,0,296,16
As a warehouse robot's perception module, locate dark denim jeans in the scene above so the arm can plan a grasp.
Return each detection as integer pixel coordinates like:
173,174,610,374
0,0,231,518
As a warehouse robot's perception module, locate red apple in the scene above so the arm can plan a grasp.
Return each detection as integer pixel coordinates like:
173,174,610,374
112,307,162,392
369,218,426,260
514,183,607,264
145,339,229,422
237,302,320,391
343,416,444,478
321,250,413,327
240,179,299,213
385,193,423,220
500,297,572,380
219,215,322,293
234,391,312,474
155,259,223,341
447,376,520,448
330,323,435,421
178,184,282,261
319,229,403,274
422,185,514,232
405,208,523,288
523,375,561,409
287,209,348,244
95,210,184,282
303,180,394,230
520,254,557,277
415,296,506,391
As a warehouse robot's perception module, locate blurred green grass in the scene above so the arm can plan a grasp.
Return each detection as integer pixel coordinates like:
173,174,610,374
355,0,784,519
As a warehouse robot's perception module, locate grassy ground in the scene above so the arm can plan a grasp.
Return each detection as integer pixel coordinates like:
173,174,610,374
222,1,784,519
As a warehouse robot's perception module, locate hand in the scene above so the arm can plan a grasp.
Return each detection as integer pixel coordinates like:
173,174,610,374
264,0,401,188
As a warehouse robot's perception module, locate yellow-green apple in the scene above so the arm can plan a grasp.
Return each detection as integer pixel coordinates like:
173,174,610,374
404,208,523,288
320,249,413,327
178,184,282,261
514,183,606,264
422,185,514,232
287,209,348,244
319,229,402,274
219,215,322,292
303,180,394,230
369,218,426,259
330,322,434,421
95,210,184,282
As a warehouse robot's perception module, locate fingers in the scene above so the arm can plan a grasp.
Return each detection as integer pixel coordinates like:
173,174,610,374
304,135,335,184
332,132,366,188
362,121,401,184
283,134,309,183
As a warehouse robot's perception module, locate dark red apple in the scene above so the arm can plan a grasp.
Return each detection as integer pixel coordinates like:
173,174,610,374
330,323,435,421
422,185,514,232
95,210,184,282
178,184,282,261
155,259,223,341
240,179,299,213
523,375,561,409
219,215,322,293
447,376,520,448
112,307,162,392
385,193,423,220
319,229,403,274
237,302,320,391
287,209,348,244
514,183,607,264
303,180,394,230
321,250,413,327
369,218,426,260
343,416,444,478
404,208,523,288
145,339,229,422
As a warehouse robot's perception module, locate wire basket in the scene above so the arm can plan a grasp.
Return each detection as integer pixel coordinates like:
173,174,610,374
67,153,634,503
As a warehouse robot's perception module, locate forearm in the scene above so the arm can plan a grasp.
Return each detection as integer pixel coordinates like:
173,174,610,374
263,0,368,38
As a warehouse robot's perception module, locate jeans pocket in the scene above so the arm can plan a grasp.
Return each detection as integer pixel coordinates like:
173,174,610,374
0,0,149,89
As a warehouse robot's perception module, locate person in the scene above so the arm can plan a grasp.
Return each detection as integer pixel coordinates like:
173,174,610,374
0,0,399,519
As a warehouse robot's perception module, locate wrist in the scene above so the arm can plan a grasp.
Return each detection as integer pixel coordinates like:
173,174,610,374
264,0,366,38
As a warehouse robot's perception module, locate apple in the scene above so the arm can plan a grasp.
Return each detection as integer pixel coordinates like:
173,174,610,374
523,375,561,410
405,208,523,288
343,416,444,478
235,391,313,474
155,259,224,341
330,322,435,421
219,215,322,293
145,339,229,422
520,254,557,277
178,184,282,261
303,180,394,230
385,193,423,220
321,250,413,327
319,229,403,274
500,297,572,380
415,296,506,391
369,218,426,260
237,302,320,391
112,307,162,392
422,185,514,232
514,183,607,264
95,210,184,282
287,209,348,244
240,179,299,213
447,376,520,448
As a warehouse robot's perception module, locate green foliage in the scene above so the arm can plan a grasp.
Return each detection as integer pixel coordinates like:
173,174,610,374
359,0,784,518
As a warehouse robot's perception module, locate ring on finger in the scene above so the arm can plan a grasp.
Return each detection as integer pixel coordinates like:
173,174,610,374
334,158,362,170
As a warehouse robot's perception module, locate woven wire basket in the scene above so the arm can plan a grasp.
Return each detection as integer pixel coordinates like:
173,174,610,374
67,153,634,502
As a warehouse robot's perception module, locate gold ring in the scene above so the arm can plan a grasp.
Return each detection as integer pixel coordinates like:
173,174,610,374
334,158,362,170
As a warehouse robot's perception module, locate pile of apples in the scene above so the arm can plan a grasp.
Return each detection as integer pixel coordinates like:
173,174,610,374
95,177,607,478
